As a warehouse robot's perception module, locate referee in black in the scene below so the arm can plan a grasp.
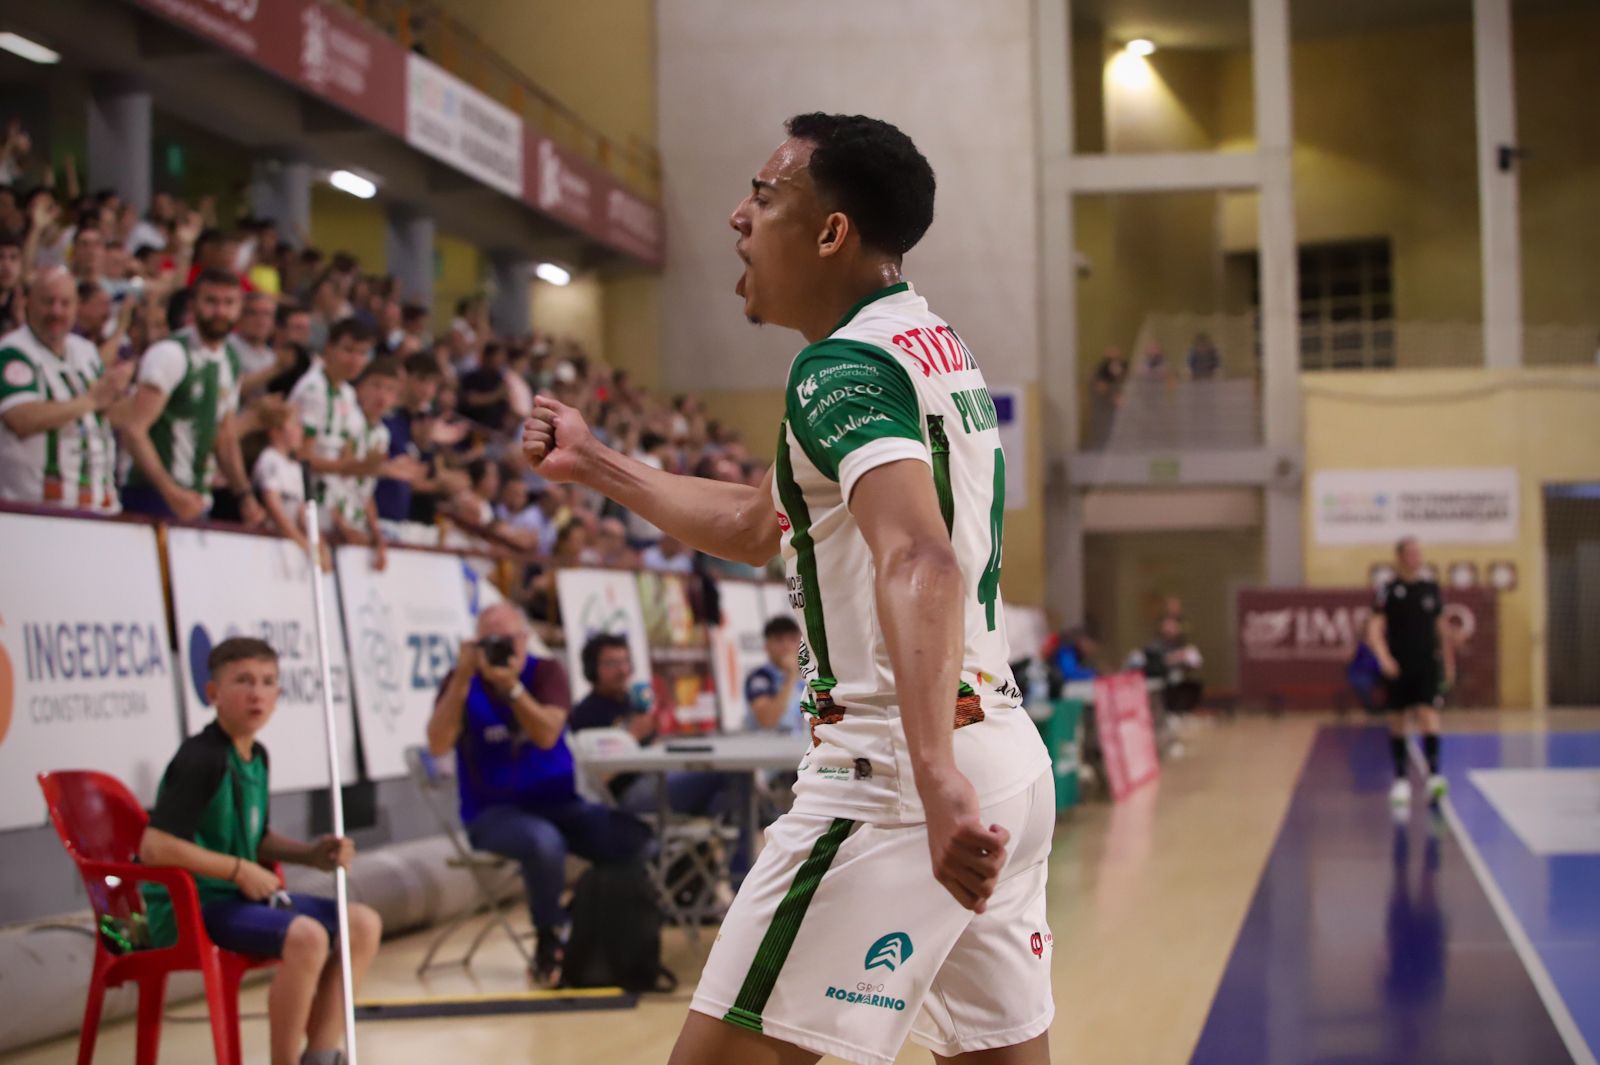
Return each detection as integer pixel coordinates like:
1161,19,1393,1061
1366,536,1457,805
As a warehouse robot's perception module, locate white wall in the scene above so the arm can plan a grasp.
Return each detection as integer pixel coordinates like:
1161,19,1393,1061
656,0,1040,392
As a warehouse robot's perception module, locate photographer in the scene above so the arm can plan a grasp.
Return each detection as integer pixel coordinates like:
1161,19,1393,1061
425,603,650,985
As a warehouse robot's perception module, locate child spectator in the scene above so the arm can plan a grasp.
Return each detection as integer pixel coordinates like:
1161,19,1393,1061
329,355,417,570
138,636,382,1065
253,397,327,570
289,316,379,512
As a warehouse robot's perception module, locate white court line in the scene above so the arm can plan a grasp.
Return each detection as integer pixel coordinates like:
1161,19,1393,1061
1412,746,1598,1065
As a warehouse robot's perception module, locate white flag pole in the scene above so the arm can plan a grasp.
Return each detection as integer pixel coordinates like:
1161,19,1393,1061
303,497,359,1065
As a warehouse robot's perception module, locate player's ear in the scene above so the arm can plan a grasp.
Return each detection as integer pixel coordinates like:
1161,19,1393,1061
817,212,850,258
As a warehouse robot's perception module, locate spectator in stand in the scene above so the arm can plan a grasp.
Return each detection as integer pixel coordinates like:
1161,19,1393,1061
1186,332,1221,380
400,302,430,353
0,267,130,511
137,636,382,1065
264,303,313,397
427,605,649,985
306,274,345,352
121,269,262,524
1137,342,1169,381
329,356,417,570
241,218,281,296
642,534,695,575
233,291,284,401
375,353,440,529
125,191,176,254
1050,626,1101,684
1092,347,1128,401
69,219,111,296
374,294,406,355
252,396,326,570
450,295,487,351
186,228,248,290
594,516,639,568
0,231,23,333
459,340,513,431
744,616,806,733
1128,615,1204,713
289,316,379,515
74,280,135,366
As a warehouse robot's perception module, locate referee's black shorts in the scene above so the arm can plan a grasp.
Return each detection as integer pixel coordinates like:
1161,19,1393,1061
1387,659,1442,711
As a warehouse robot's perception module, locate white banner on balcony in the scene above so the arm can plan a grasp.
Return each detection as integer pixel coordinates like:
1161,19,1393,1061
337,546,476,780
0,514,178,829
405,53,523,199
555,569,652,703
1311,467,1520,545
167,527,358,793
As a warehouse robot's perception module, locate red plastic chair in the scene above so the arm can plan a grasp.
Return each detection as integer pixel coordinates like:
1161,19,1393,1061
38,770,280,1065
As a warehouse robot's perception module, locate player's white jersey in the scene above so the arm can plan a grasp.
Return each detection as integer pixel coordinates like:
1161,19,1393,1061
289,363,363,512
774,282,1049,821
0,324,119,512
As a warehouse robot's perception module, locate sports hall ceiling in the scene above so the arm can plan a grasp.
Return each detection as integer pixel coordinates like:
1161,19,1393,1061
1075,0,1589,49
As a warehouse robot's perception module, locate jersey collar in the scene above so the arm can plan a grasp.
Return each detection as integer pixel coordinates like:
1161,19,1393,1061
830,281,911,335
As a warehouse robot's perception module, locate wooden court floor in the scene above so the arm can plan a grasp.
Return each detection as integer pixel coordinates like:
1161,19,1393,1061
9,711,1591,1065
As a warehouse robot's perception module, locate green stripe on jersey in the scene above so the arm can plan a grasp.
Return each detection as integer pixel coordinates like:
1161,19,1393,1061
776,422,834,686
724,816,854,1032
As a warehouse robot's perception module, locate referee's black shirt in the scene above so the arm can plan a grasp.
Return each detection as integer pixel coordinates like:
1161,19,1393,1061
1377,577,1443,669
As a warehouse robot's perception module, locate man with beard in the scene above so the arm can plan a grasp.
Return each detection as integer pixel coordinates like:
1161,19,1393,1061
0,267,131,511
121,268,263,524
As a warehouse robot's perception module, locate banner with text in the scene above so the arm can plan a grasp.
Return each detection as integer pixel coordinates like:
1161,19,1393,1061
124,0,405,135
1312,468,1520,545
406,53,524,199
167,528,357,793
556,568,652,703
337,547,475,780
1238,587,1499,709
0,515,178,829
1093,672,1160,801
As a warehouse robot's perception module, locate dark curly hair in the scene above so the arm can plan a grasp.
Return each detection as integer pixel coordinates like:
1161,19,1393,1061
784,113,936,259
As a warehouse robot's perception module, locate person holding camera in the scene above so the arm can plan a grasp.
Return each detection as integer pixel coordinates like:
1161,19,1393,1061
426,603,650,985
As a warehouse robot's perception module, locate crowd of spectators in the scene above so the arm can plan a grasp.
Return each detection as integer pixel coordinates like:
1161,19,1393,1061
0,130,775,643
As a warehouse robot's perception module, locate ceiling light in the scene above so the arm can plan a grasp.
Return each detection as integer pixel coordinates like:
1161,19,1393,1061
535,262,571,287
0,32,60,65
328,169,376,200
1126,38,1156,57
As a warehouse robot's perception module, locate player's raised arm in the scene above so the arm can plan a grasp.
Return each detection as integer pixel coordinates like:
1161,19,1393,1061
521,394,779,566
853,457,1010,913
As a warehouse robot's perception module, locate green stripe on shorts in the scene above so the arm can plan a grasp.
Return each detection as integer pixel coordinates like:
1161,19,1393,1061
724,816,854,1033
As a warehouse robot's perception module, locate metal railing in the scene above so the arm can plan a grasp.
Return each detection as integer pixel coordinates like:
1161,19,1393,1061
336,0,662,200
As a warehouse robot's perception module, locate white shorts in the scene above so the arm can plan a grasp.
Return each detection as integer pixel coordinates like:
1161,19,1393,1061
690,770,1056,1065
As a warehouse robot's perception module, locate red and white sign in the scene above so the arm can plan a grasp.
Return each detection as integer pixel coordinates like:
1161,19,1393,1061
1237,587,1499,709
124,0,405,135
1093,672,1159,801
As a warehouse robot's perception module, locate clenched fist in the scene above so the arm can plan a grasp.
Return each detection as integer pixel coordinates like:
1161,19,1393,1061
521,395,597,484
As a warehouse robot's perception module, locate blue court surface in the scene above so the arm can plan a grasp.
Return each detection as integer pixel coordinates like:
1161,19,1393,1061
1191,726,1600,1065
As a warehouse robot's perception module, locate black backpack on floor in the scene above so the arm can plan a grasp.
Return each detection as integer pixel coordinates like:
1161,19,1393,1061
560,862,678,993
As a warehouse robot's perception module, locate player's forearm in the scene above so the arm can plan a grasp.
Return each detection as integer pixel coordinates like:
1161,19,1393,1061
138,826,242,882
579,447,777,565
1,395,95,438
120,424,186,498
257,831,312,867
426,673,470,755
874,541,965,781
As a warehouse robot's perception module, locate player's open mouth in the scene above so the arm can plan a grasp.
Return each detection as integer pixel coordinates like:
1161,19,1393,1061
735,245,751,298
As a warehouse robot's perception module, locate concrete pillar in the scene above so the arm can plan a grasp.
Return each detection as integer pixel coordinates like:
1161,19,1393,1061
1252,0,1304,586
1474,0,1524,368
86,75,151,214
384,205,435,309
1037,0,1085,626
248,159,313,249
488,254,533,338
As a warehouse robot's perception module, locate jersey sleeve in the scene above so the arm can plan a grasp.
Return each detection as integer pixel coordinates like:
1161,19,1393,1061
147,735,229,841
136,340,187,398
786,339,926,502
289,374,327,436
0,347,41,414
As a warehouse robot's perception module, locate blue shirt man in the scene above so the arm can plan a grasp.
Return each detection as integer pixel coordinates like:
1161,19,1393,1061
744,615,806,733
426,604,648,984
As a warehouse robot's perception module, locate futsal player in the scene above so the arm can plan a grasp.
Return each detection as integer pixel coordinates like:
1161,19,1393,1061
1366,537,1456,805
524,113,1054,1065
